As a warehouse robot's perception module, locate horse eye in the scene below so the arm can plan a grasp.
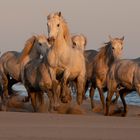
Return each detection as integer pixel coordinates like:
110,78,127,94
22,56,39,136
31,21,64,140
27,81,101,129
112,47,114,50
57,24,60,27
73,42,76,46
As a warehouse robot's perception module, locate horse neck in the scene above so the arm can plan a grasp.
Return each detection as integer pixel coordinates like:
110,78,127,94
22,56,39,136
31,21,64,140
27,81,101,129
28,46,40,60
54,31,67,48
54,21,72,49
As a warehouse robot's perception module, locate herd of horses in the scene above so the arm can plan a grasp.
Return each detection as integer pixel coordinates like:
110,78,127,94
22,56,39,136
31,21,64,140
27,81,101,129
0,12,140,116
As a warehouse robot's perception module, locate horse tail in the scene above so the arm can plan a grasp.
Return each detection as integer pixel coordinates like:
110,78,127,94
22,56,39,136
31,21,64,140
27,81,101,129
18,36,36,64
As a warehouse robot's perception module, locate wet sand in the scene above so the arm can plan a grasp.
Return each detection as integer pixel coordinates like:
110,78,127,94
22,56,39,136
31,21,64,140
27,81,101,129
0,94,140,140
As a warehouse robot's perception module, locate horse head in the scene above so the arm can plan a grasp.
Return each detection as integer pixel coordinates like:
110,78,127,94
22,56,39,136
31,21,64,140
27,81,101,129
47,12,71,46
72,35,87,52
18,35,50,63
109,35,124,59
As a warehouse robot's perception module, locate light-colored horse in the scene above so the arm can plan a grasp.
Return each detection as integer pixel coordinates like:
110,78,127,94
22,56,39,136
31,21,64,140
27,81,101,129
47,12,86,106
72,35,87,52
106,59,140,116
0,35,48,100
62,34,87,102
71,35,98,99
90,36,124,110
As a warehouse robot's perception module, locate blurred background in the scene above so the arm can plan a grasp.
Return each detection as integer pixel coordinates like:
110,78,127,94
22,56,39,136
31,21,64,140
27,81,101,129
0,0,140,58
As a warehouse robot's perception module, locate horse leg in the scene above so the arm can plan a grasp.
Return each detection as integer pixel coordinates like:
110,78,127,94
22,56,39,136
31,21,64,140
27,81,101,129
76,76,85,105
2,74,9,98
7,76,17,95
97,87,105,110
36,92,46,113
120,91,127,117
89,82,95,109
22,86,31,102
111,91,120,104
83,80,89,100
49,68,60,109
61,84,72,103
61,70,70,100
105,90,114,116
47,90,54,112
30,92,37,112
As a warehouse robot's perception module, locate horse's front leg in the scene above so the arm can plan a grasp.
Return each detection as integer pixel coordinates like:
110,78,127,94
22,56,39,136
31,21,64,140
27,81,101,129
96,78,105,110
49,68,58,92
105,90,114,116
76,76,85,105
97,86,105,110
47,90,54,112
49,67,60,109
61,70,70,100
22,87,31,102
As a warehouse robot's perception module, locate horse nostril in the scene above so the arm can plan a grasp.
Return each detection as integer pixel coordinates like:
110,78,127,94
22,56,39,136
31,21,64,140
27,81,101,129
47,38,50,42
48,37,55,44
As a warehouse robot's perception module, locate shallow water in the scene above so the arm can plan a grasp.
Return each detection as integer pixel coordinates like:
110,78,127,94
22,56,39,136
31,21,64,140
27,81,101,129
13,84,140,106
86,89,140,106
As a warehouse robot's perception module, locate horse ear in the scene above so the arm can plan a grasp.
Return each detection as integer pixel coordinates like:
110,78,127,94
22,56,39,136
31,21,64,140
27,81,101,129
58,11,61,17
82,35,87,46
109,35,113,41
121,36,124,41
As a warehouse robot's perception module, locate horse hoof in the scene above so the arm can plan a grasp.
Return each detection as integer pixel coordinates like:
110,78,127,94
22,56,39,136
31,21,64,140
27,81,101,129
83,96,88,100
121,112,127,117
61,97,71,103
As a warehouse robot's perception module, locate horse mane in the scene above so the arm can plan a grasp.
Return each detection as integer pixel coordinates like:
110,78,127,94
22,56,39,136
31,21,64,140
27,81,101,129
18,36,36,63
61,19,72,47
94,41,114,66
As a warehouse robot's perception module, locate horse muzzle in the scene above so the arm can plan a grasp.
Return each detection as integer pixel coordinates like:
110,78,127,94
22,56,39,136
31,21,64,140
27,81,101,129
47,37,55,45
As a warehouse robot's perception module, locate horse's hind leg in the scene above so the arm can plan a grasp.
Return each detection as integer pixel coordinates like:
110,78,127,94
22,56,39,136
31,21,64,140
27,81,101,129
89,82,95,109
47,91,53,112
83,81,89,100
120,91,127,117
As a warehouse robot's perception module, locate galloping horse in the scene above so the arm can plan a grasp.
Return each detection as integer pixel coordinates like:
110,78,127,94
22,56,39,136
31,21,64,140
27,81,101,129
47,12,86,106
22,54,57,112
72,35,87,52
72,35,98,98
90,36,124,110
0,35,48,100
106,59,140,116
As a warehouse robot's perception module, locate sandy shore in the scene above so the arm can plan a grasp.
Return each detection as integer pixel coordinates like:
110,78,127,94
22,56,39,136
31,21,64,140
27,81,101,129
0,94,140,140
